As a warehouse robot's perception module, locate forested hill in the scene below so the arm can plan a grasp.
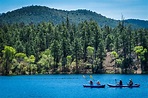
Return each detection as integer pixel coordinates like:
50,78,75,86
124,19,148,29
0,6,148,75
0,5,118,27
0,5,148,28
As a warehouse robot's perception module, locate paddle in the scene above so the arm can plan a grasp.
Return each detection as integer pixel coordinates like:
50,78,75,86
83,75,86,79
115,79,119,85
115,79,117,84
90,75,96,82
82,75,89,81
83,75,96,84
90,75,102,85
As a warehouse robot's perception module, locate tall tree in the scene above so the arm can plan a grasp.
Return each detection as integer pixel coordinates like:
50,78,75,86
50,27,61,70
73,38,81,73
87,46,94,73
2,46,16,75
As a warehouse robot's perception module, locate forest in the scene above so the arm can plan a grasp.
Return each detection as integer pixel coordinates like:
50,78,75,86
0,18,148,75
1,5,148,29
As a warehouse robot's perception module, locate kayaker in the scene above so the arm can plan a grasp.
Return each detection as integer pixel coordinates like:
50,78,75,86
97,80,100,85
119,79,123,85
89,80,93,85
128,79,133,86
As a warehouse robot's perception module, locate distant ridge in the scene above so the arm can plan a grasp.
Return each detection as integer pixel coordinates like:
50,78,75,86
124,19,148,29
0,5,148,28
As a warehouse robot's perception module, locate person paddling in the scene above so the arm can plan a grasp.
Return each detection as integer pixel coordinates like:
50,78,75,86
119,79,123,85
128,79,133,86
89,80,93,85
97,80,101,85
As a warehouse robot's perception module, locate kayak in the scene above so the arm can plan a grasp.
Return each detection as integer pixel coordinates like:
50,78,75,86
83,84,105,88
107,84,140,88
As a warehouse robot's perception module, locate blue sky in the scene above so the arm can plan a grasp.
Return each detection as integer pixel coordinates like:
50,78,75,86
0,0,147,20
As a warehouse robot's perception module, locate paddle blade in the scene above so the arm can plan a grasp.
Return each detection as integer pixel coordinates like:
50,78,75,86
83,75,86,78
90,75,93,79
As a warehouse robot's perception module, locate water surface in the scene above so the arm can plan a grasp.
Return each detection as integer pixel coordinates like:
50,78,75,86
0,74,148,98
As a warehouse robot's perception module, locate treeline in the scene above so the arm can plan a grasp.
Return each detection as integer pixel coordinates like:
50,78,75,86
0,18,148,75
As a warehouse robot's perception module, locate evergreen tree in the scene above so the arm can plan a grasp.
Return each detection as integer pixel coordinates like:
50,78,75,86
50,27,61,70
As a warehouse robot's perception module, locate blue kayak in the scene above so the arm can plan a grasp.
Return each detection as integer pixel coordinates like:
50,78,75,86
83,84,105,88
107,84,140,88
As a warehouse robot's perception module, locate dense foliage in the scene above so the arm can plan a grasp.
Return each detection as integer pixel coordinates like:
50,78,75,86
0,18,148,75
0,5,148,29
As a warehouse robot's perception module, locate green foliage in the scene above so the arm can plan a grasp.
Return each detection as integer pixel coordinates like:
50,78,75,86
66,55,72,67
37,49,54,73
0,16,148,75
0,6,148,29
0,6,118,28
15,53,26,58
116,59,122,64
87,46,94,57
111,51,118,58
1,46,16,75
134,46,147,61
28,55,35,63
2,46,16,60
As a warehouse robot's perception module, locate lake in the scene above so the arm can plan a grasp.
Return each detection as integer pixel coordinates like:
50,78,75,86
0,74,148,98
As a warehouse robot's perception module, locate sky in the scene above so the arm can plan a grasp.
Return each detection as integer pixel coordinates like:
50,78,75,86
0,0,148,20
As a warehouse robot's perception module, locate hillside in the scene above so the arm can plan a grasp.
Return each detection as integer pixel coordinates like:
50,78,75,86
0,5,147,28
0,6,148,75
124,19,148,29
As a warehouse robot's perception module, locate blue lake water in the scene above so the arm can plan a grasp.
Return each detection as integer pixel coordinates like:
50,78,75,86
0,74,148,98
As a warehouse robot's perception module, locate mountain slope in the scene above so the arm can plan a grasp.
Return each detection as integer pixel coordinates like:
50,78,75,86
0,5,147,28
124,19,148,29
